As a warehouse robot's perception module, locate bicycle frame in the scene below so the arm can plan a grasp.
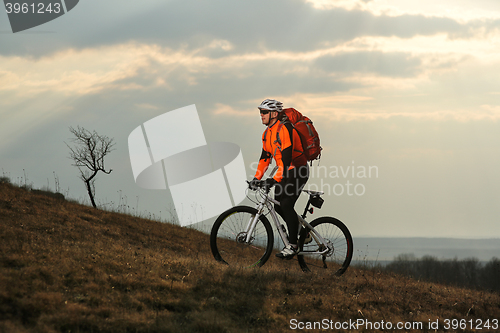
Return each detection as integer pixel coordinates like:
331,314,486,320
244,188,331,256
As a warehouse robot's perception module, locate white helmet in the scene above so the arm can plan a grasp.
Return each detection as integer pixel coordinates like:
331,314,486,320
258,99,283,112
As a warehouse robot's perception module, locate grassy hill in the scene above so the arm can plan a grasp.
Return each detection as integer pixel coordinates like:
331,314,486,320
1,181,499,332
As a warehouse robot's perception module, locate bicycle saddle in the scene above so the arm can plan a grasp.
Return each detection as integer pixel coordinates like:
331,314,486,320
302,189,324,196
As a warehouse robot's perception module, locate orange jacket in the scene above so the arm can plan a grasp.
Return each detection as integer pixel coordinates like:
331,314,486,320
255,120,307,182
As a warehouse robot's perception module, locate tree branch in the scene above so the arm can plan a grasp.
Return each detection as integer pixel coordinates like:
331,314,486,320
66,126,116,208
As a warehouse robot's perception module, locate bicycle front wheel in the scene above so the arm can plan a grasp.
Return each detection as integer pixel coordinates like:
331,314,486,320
297,216,353,276
210,206,274,268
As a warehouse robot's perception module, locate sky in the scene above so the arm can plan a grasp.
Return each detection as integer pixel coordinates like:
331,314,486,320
1,0,500,239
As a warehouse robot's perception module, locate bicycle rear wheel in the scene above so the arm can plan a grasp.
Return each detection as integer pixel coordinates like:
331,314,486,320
210,206,274,268
297,216,353,276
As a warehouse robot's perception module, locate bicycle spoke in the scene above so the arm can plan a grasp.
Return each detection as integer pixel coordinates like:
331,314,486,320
211,206,274,268
297,217,353,276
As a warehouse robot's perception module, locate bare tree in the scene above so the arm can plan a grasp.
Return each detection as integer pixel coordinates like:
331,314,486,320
66,126,116,208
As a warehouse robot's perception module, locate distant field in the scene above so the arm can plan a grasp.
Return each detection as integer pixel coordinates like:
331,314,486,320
353,237,500,262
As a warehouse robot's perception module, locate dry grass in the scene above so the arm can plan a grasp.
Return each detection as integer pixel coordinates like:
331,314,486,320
1,182,499,332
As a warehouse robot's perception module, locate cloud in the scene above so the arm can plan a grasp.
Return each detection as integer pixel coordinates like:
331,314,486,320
305,0,500,22
479,105,500,119
2,28,500,128
0,0,478,58
2,33,489,99
0,44,156,96
212,103,255,117
135,103,160,110
315,51,422,77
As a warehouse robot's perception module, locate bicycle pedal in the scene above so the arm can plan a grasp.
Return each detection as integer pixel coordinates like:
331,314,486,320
280,224,289,241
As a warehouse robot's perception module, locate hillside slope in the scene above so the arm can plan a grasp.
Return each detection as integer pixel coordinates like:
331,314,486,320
1,182,499,332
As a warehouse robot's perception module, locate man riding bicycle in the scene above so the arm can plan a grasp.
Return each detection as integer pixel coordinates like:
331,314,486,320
249,99,309,260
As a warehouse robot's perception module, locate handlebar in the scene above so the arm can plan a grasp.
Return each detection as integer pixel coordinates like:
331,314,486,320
246,179,276,193
246,179,265,190
247,166,279,192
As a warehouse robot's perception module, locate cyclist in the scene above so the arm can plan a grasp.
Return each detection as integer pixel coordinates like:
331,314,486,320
249,99,309,260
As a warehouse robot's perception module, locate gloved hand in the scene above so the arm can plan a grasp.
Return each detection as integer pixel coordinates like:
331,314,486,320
248,178,260,190
262,178,277,191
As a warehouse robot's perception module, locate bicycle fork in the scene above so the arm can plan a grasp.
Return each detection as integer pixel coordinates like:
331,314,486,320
244,200,289,246
242,202,267,244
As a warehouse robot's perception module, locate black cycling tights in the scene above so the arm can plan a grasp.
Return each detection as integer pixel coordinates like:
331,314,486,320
274,165,309,245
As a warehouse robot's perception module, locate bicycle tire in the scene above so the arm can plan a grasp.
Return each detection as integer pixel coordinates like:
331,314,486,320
297,216,353,276
210,206,274,268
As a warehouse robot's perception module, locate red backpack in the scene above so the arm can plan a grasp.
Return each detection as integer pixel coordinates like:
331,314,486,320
275,108,322,162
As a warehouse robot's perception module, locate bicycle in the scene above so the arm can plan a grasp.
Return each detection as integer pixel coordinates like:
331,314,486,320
210,172,353,276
